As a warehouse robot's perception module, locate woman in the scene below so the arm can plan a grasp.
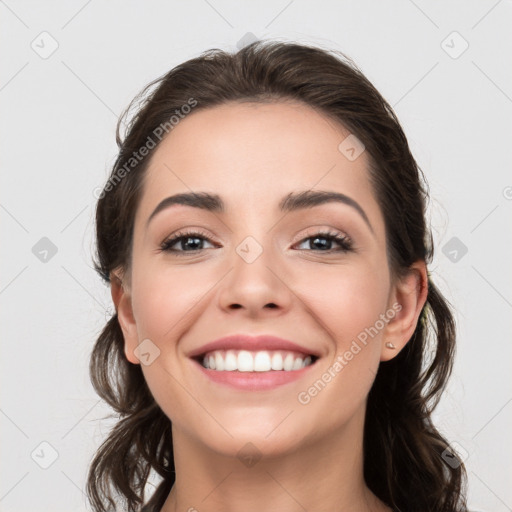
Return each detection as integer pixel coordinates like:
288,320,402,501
87,40,469,512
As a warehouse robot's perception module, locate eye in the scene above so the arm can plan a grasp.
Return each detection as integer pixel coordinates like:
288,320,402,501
293,230,353,253
160,229,216,255
159,229,354,256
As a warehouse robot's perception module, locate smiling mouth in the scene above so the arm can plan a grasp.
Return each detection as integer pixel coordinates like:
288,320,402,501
193,349,319,372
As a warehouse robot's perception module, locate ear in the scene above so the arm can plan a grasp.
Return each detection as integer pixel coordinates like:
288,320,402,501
381,260,428,361
110,270,140,365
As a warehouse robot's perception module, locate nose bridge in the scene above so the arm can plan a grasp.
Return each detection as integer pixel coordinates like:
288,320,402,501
229,207,277,267
217,224,291,312
232,228,278,286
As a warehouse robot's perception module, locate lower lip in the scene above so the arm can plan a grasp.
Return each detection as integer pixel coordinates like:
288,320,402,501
192,359,316,391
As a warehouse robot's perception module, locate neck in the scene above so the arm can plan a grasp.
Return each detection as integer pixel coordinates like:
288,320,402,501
160,406,391,512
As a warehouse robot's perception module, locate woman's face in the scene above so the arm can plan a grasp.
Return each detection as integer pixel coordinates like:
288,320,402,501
115,101,421,457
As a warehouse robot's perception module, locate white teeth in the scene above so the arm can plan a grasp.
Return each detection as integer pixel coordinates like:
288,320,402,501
271,352,283,370
283,353,294,371
224,350,237,371
292,357,303,370
215,352,224,371
254,351,271,372
200,349,315,372
237,350,254,372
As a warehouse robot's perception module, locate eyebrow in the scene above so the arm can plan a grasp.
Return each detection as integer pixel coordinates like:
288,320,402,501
146,190,374,233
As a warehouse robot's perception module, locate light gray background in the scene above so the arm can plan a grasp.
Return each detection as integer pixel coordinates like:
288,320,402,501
1,1,511,511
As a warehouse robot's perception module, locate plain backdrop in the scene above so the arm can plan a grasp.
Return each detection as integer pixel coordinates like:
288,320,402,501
1,1,511,511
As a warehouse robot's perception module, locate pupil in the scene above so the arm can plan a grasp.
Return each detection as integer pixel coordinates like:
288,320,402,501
184,237,201,250
312,237,329,250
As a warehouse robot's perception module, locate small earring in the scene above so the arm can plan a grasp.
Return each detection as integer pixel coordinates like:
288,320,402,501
385,342,396,349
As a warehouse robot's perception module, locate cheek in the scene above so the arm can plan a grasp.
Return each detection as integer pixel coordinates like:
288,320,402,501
128,263,204,425
130,262,213,339
295,263,390,349
294,267,388,429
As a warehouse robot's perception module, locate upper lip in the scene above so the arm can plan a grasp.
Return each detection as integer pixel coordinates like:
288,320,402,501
187,334,321,359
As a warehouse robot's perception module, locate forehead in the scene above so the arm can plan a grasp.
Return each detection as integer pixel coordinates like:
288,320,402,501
136,101,380,226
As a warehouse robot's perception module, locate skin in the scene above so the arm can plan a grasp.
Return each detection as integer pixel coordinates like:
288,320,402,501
111,101,428,512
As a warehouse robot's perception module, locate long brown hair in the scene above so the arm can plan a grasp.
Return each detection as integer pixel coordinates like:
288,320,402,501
87,40,468,512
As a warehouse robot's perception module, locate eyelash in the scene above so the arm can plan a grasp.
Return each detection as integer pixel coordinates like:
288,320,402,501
159,229,354,256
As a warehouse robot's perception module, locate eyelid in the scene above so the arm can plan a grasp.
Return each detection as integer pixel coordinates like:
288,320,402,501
290,225,351,245
162,227,215,243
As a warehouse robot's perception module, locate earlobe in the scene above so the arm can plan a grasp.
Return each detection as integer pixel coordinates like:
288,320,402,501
110,270,140,365
381,261,428,362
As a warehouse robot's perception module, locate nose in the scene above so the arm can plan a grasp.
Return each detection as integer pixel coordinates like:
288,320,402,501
217,238,293,318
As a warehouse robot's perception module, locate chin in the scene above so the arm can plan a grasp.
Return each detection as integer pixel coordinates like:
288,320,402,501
193,413,312,460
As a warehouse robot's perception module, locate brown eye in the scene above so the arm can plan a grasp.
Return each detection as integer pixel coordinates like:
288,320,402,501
294,231,353,252
160,230,215,255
